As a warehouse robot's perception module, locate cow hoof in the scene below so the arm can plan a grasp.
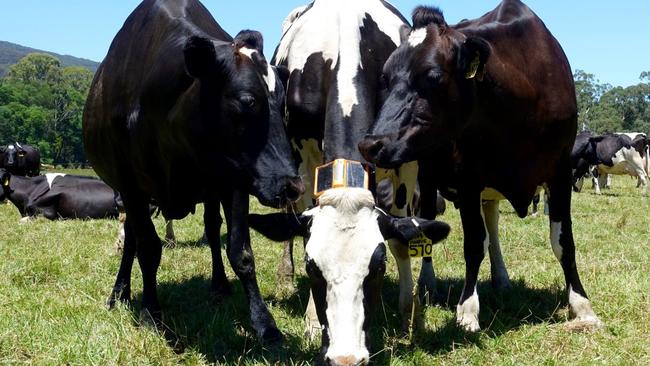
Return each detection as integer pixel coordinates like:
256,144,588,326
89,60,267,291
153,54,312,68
210,282,233,300
457,314,481,333
491,276,512,290
139,308,163,329
106,284,131,309
260,327,283,345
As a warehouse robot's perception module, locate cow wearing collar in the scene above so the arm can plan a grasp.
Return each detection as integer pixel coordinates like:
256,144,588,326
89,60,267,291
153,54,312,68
272,0,435,342
83,0,302,344
360,1,601,332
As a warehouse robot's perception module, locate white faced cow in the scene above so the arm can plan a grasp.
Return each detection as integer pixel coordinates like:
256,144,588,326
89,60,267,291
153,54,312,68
272,0,435,342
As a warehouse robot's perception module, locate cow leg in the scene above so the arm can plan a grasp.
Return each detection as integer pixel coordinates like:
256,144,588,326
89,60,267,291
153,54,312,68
531,193,540,216
592,174,602,194
547,160,601,329
113,213,127,253
203,201,231,297
388,239,422,332
635,168,648,194
456,193,488,332
223,189,281,343
483,200,511,289
304,291,321,340
163,219,176,248
107,215,137,308
416,180,438,305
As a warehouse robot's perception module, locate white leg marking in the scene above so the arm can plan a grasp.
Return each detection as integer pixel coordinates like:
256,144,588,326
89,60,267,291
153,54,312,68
304,291,321,341
456,286,480,332
550,221,563,261
568,285,602,327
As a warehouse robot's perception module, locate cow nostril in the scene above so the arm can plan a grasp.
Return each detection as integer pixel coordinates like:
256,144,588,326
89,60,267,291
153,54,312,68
286,177,304,201
326,355,366,366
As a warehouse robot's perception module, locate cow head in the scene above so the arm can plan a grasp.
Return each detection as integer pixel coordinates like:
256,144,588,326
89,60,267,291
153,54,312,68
184,30,302,208
359,7,490,168
249,188,450,364
0,168,11,201
2,144,26,168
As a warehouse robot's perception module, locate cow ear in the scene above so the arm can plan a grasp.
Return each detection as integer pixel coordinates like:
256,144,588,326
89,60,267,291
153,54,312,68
399,24,411,45
377,211,450,243
184,36,219,79
460,37,490,81
249,213,311,241
273,65,290,91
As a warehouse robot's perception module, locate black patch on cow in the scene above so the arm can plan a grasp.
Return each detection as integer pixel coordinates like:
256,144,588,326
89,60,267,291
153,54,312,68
395,183,407,209
362,243,386,333
412,6,446,28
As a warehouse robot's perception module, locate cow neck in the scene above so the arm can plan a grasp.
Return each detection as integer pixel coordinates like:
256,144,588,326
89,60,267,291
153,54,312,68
4,175,36,215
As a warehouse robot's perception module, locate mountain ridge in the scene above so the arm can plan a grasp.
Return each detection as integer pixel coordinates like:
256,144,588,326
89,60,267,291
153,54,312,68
0,40,100,77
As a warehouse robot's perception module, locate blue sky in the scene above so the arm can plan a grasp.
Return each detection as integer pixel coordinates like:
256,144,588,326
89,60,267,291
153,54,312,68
0,1,647,87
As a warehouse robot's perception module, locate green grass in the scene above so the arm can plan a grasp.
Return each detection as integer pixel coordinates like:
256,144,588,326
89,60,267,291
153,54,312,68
1,170,649,365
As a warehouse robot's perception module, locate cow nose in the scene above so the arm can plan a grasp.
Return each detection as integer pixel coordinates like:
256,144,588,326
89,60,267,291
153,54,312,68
358,137,384,162
326,355,366,366
285,176,304,202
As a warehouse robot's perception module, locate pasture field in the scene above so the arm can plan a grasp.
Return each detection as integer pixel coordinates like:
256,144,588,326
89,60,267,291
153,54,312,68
1,169,649,365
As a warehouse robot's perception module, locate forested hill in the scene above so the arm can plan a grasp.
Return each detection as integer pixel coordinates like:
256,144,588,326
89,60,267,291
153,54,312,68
0,40,99,77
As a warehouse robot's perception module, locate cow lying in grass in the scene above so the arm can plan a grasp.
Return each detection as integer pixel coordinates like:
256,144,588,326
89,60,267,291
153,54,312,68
0,169,119,221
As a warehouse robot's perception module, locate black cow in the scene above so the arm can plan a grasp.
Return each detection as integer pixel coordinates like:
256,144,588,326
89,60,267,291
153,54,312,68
570,131,594,192
573,132,649,194
82,0,302,344
271,0,439,347
0,169,119,220
360,2,601,332
0,143,40,176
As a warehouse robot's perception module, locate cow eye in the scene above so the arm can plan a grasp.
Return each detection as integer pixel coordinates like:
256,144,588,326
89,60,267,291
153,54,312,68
239,94,256,109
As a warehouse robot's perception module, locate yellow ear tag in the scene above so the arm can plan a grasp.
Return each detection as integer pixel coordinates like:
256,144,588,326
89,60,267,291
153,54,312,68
3,180,9,187
465,52,480,80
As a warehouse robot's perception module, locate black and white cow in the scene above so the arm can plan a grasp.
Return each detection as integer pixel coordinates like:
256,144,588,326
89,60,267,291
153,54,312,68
570,131,594,192
573,132,649,194
83,0,302,343
0,143,40,176
0,169,119,221
271,0,436,344
360,2,601,332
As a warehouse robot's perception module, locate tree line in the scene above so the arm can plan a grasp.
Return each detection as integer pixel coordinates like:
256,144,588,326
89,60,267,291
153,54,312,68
0,53,649,165
0,53,93,165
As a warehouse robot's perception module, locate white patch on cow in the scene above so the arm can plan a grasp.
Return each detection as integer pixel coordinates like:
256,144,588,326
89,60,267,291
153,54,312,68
595,146,649,194
456,286,480,332
550,221,563,261
275,0,405,117
7,145,15,150
19,216,33,224
408,28,428,47
483,200,511,288
305,188,382,363
45,173,66,189
568,285,601,325
478,200,490,256
239,47,276,93
281,5,308,35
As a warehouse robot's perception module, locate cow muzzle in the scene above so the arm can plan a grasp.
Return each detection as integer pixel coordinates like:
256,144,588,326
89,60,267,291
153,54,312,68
358,135,406,169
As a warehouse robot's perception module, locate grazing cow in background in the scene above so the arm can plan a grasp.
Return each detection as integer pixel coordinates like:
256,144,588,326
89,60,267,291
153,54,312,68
83,0,302,344
571,131,594,192
0,143,40,176
360,1,601,332
573,133,649,194
272,0,437,341
0,169,119,220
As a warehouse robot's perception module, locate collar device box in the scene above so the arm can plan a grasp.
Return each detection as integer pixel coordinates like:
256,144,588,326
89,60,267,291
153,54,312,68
314,159,369,197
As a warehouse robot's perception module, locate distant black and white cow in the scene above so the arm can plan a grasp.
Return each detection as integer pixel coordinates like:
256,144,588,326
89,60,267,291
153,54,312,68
0,143,40,176
573,132,649,194
271,0,436,345
0,169,119,221
83,0,302,344
360,2,601,332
